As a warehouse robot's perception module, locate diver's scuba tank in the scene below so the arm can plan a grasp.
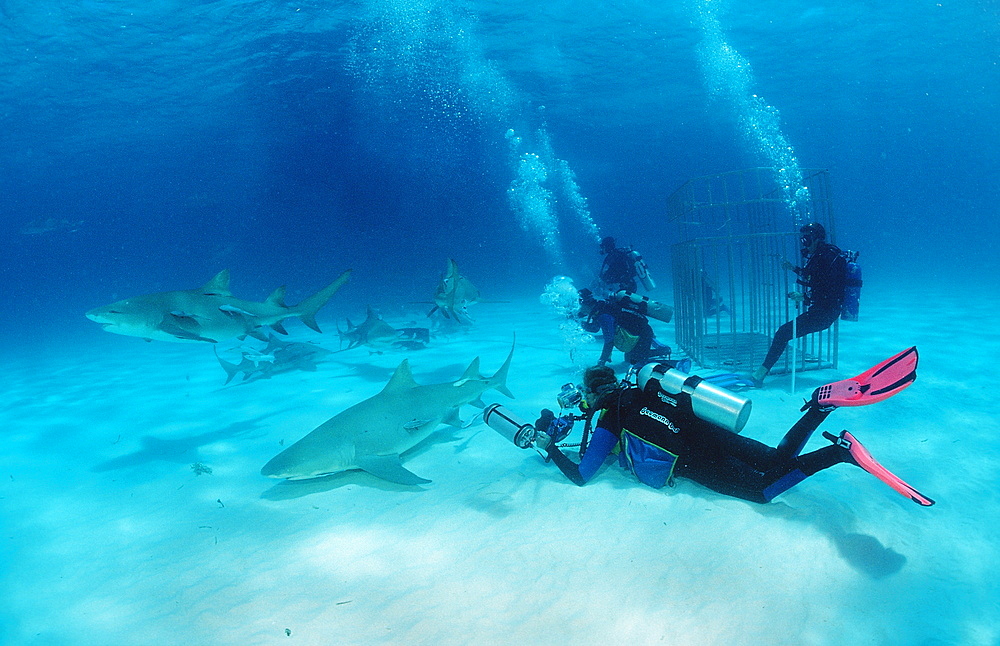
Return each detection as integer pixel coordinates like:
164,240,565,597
628,249,656,291
841,250,862,322
638,363,752,434
614,290,673,323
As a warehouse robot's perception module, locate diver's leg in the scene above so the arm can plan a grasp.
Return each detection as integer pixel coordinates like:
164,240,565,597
775,403,835,461
756,307,837,382
760,320,794,373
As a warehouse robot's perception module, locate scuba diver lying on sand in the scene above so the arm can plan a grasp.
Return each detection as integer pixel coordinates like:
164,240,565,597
486,347,933,506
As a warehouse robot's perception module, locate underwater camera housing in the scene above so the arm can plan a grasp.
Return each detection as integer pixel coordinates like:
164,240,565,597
556,383,583,410
638,363,752,434
484,404,579,450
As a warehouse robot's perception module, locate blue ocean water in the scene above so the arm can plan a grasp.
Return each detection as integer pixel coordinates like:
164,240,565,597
2,0,997,346
1,3,999,643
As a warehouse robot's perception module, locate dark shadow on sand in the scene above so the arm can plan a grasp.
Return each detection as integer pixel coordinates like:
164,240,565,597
535,461,908,579
260,470,429,500
750,497,907,579
92,413,278,472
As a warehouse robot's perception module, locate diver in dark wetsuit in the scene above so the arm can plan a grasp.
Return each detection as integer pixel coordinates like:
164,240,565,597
540,365,849,503
487,352,933,506
752,222,847,387
598,236,638,294
577,288,669,367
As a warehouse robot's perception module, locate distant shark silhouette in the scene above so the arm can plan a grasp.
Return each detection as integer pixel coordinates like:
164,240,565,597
260,339,515,484
427,259,481,324
339,306,430,352
86,269,350,343
214,335,333,384
20,217,83,235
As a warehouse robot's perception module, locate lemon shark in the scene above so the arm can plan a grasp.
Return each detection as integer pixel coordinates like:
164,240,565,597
427,259,481,324
339,306,430,352
339,306,403,350
260,340,515,484
86,269,351,343
214,335,333,384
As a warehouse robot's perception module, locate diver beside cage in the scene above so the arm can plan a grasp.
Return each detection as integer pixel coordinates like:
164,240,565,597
485,348,933,507
597,236,655,294
751,222,857,387
577,288,672,367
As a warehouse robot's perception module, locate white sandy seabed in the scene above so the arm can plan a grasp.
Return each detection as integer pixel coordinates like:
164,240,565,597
1,281,998,646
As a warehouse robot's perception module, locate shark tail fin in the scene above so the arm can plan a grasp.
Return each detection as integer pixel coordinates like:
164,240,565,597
295,269,351,333
213,347,241,385
490,335,516,399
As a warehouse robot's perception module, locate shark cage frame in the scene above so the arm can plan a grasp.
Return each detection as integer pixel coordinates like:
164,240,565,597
667,168,838,376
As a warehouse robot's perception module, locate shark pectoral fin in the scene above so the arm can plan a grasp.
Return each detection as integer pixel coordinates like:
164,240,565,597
356,455,431,485
270,321,288,335
470,397,487,409
246,327,269,342
168,311,200,323
442,408,465,428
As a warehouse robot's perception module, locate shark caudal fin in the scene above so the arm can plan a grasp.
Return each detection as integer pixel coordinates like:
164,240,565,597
490,336,516,399
213,347,242,385
294,269,351,333
811,347,918,408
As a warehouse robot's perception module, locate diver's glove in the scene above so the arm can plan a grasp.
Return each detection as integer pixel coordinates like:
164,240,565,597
546,415,574,443
533,408,577,452
533,409,556,451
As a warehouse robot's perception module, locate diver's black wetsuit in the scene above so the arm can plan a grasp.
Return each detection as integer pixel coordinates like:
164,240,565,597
545,386,849,503
761,242,847,372
600,247,638,293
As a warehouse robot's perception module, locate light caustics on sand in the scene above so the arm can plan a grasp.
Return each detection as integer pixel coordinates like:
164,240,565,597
345,0,600,268
694,0,811,225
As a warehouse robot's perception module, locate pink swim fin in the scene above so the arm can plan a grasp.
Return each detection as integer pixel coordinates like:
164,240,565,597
825,430,935,506
813,346,918,407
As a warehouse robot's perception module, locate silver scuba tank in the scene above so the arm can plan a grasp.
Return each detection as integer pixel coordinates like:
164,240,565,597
615,290,673,323
629,249,656,291
638,363,752,434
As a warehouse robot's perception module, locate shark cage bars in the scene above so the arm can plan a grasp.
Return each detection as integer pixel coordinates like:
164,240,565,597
667,168,838,376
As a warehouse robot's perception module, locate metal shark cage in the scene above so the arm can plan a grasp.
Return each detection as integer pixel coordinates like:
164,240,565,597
667,168,838,375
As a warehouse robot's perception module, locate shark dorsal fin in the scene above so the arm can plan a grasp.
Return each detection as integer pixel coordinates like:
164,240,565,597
382,360,419,392
460,357,482,381
202,270,232,296
265,286,287,307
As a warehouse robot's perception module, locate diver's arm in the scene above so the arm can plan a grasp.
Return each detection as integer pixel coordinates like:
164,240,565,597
597,314,615,364
544,427,618,486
